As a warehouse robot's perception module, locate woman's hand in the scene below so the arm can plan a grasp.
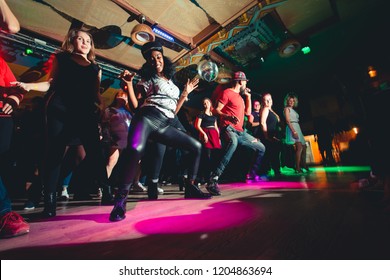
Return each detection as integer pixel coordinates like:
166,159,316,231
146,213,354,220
119,70,136,84
201,132,208,144
184,77,199,95
10,81,30,91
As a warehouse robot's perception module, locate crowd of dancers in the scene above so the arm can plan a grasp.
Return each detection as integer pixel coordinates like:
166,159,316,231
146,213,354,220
1,0,315,237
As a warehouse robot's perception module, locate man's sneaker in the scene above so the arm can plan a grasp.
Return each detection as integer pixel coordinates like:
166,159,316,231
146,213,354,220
59,189,70,201
23,200,36,210
157,187,164,195
0,211,30,238
206,179,221,196
130,182,147,192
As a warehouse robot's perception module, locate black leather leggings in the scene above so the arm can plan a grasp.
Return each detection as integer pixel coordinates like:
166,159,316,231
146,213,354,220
144,114,190,181
117,106,201,190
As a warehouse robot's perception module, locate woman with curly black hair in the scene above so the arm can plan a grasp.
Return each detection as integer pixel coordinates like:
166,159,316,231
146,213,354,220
109,41,211,222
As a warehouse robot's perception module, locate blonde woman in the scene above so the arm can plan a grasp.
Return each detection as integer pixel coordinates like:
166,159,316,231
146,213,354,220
283,93,309,173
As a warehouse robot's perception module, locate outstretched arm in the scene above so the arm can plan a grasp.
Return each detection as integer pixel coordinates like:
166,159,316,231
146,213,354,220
11,55,59,92
0,0,20,34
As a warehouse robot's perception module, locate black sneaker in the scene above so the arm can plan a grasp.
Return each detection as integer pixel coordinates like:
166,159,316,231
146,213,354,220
206,179,221,196
147,182,159,200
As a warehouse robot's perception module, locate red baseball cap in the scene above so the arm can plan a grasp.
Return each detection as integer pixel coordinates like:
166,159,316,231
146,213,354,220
233,71,249,81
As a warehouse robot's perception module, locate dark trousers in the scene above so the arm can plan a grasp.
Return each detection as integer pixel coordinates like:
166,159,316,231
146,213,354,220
117,107,201,190
261,138,282,175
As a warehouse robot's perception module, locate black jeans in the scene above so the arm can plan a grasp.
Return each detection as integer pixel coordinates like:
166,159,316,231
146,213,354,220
117,106,201,190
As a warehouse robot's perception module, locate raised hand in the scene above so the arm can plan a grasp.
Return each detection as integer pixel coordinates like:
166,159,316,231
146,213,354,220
243,87,251,97
184,77,199,95
119,70,136,83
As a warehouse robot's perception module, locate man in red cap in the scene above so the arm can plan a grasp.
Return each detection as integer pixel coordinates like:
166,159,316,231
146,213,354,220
206,71,266,196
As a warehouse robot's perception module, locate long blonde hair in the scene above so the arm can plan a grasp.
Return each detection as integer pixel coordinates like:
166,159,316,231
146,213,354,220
61,28,96,63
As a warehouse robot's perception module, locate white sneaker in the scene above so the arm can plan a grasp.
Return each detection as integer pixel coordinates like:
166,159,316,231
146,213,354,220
60,189,69,199
157,187,164,195
131,182,147,192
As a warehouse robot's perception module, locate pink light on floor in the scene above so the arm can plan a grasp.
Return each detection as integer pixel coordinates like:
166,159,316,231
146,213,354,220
134,200,259,234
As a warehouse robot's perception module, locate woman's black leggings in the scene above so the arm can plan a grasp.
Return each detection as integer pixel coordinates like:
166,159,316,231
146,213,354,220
117,107,202,190
44,103,108,195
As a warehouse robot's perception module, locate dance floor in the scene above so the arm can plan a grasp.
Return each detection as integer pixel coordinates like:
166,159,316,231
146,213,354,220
1,165,390,260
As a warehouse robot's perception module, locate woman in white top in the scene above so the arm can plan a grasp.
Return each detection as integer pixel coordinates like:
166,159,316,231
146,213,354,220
109,41,211,222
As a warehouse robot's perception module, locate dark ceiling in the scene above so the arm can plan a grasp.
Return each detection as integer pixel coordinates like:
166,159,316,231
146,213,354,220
244,0,390,129
247,0,390,93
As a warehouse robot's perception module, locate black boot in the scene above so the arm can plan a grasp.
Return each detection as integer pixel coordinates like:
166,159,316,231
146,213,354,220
101,183,115,205
178,176,185,191
147,181,158,200
109,189,129,222
42,192,57,218
184,179,212,199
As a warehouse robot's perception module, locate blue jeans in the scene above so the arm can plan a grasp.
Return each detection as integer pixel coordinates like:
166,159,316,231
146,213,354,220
213,125,265,178
0,177,12,216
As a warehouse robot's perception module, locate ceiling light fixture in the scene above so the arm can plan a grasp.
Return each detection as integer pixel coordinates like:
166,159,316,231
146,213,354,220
152,27,174,42
278,38,301,58
130,15,155,45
